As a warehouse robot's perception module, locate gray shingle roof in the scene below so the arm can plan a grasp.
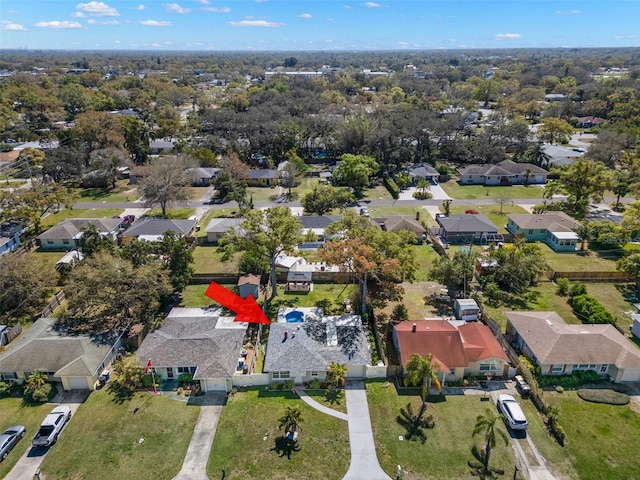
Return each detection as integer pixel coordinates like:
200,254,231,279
205,217,244,234
299,215,341,230
437,214,498,234
459,160,546,177
0,318,118,377
37,218,121,240
264,310,370,376
124,218,197,238
247,169,278,179
507,212,581,232
136,308,246,379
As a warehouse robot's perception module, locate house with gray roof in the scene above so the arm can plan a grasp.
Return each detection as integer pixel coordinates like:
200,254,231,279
0,318,123,390
376,215,426,242
459,160,547,186
37,218,122,251
543,144,585,167
185,167,220,187
264,307,370,385
120,218,198,244
136,307,248,392
246,169,278,187
506,212,581,252
407,164,440,185
506,311,640,383
205,217,244,244
435,214,501,245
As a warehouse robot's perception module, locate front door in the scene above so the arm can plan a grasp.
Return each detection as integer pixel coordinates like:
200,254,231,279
167,367,174,379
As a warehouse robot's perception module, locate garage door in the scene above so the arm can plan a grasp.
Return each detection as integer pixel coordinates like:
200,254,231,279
205,378,227,391
346,365,365,379
67,376,90,390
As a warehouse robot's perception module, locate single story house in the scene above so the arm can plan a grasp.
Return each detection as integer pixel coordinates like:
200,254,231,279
128,165,151,184
577,116,606,128
545,94,566,102
120,218,198,244
543,144,585,167
185,167,220,187
36,218,122,251
435,214,502,245
0,234,20,255
506,212,581,252
136,307,248,392
264,307,370,385
506,311,640,383
376,215,426,242
299,215,341,247
238,274,260,300
0,317,123,390
407,164,440,185
149,139,175,156
393,320,509,383
246,169,278,187
205,217,244,244
458,160,547,186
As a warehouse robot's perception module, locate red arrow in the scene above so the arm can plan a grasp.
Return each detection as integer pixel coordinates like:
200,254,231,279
204,281,270,324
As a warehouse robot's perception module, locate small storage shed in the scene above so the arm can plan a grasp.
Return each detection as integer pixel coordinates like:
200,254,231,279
454,299,480,322
238,275,260,300
285,271,313,293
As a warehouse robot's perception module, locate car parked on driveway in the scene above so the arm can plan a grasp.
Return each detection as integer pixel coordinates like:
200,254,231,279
32,406,72,447
497,394,528,431
0,425,26,461
514,375,531,397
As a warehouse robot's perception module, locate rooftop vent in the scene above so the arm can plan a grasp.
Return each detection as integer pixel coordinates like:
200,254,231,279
412,323,416,333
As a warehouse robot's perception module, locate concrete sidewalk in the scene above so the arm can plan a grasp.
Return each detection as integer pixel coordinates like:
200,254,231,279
172,393,225,480
295,388,348,421
343,382,392,480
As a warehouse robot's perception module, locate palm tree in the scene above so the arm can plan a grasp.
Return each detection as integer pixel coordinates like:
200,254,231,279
471,408,508,477
403,353,441,403
26,371,48,392
326,362,348,388
396,401,435,444
278,406,303,436
415,177,432,199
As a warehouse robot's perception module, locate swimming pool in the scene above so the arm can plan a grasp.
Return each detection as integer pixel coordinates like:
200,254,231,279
285,311,304,323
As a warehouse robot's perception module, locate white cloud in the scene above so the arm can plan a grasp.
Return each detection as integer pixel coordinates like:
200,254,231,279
140,19,173,26
136,4,145,10
164,3,191,14
255,0,268,3
152,43,162,47
8,10,18,14
228,19,283,27
364,2,381,7
343,5,352,9
327,17,334,22
613,34,639,39
113,40,121,43
196,0,210,4
556,10,581,15
75,2,119,17
298,13,312,19
87,19,119,25
203,7,230,13
1,21,27,31
71,12,87,17
35,20,83,29
495,33,521,40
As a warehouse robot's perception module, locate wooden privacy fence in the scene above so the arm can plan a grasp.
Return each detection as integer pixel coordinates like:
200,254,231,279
41,290,65,318
549,271,631,282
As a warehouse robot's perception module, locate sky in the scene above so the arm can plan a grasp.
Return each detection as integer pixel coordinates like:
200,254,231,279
0,1,639,51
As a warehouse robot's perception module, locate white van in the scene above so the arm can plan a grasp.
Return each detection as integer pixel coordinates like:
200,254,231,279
497,394,528,430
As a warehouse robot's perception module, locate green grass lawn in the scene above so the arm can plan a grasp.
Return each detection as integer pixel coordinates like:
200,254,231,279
246,185,282,202
143,208,195,219
586,283,637,331
304,389,348,414
440,181,546,200
0,397,51,478
543,391,640,480
206,387,350,480
266,284,358,318
450,204,530,233
361,184,394,202
540,244,618,273
179,284,237,308
40,389,199,480
367,379,516,479
40,208,125,231
193,246,239,273
74,179,135,203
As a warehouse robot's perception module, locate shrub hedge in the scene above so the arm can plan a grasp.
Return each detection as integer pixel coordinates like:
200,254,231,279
383,176,400,199
569,294,614,324
577,388,630,405
538,369,601,390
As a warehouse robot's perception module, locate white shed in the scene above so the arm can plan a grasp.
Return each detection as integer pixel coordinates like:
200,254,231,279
454,299,480,321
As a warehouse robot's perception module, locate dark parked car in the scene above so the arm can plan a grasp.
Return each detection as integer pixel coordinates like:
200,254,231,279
514,375,531,397
0,425,26,461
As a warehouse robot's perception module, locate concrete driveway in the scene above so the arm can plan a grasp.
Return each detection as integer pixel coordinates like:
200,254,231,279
172,393,226,480
4,398,84,480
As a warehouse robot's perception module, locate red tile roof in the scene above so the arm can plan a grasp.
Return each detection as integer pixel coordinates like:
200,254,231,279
394,320,508,372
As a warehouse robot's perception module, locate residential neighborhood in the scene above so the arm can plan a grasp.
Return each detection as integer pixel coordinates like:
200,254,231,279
2,44,640,480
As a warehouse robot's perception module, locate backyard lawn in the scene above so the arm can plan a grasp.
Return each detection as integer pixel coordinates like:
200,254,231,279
267,284,358,317
367,380,516,480
179,283,237,308
539,244,619,273
440,181,546,200
207,387,350,480
0,397,51,479
40,389,199,480
193,246,239,273
543,391,640,480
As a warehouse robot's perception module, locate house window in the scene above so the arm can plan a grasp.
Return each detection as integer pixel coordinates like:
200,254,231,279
177,366,197,374
528,229,533,235
47,240,54,244
2,372,18,379
479,361,500,372
310,371,319,377
272,371,290,379
551,364,563,374
63,239,70,244
449,368,456,376
600,365,608,373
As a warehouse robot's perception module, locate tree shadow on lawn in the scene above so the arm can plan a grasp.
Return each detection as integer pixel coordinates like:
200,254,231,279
107,382,135,404
271,436,301,459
